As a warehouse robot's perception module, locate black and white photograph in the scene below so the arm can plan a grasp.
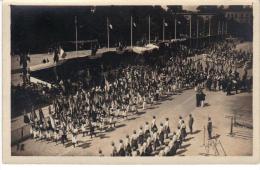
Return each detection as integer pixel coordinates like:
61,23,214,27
2,0,260,164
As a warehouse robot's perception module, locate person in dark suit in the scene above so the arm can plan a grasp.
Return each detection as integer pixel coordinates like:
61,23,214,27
196,91,200,107
188,114,194,134
226,79,232,96
207,117,213,139
53,47,59,63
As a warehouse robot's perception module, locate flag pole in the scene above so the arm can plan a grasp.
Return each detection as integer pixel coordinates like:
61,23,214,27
208,17,211,36
218,20,220,35
174,16,177,40
197,17,199,39
107,17,110,49
189,15,192,38
225,21,228,34
163,18,165,42
75,16,78,57
196,17,199,48
131,16,133,48
222,21,224,36
148,16,150,44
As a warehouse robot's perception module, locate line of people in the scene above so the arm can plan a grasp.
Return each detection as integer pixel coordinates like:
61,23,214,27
110,115,194,156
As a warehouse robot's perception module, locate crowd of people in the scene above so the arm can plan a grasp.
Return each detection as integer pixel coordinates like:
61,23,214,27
110,115,195,156
201,40,252,95
18,38,252,155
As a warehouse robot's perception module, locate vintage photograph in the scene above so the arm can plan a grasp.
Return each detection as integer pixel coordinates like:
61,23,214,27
7,3,256,160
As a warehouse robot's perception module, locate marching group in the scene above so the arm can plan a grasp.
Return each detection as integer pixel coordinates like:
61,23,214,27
110,115,194,156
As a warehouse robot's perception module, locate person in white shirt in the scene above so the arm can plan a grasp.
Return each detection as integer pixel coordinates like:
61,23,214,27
138,126,144,146
117,139,125,156
125,135,132,156
71,125,78,148
158,149,165,156
176,127,182,147
144,122,150,139
178,116,183,128
142,96,146,110
164,142,170,156
180,120,187,140
111,142,117,156
131,130,138,149
164,118,170,139
131,147,138,156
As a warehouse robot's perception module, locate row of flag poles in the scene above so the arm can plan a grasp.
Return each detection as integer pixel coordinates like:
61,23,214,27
74,14,229,52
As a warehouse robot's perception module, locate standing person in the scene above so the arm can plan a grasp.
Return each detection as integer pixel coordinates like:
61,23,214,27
151,116,158,133
131,130,138,150
200,91,206,107
125,135,132,156
226,79,232,96
111,142,117,156
188,114,194,134
158,123,165,145
89,120,96,138
180,120,187,140
144,122,150,139
117,139,125,156
178,116,183,128
196,92,200,107
142,96,146,110
20,51,30,84
207,117,213,139
61,126,67,146
164,118,170,139
72,125,78,148
138,126,144,146
53,47,59,63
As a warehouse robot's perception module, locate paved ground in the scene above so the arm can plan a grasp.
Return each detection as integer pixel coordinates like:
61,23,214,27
11,88,252,156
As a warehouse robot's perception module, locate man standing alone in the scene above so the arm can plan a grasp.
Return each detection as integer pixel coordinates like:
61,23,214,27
207,117,213,139
188,114,194,134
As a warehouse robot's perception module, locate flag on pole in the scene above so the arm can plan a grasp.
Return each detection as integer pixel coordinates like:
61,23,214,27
184,15,191,21
107,18,113,29
133,22,136,28
90,6,96,13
